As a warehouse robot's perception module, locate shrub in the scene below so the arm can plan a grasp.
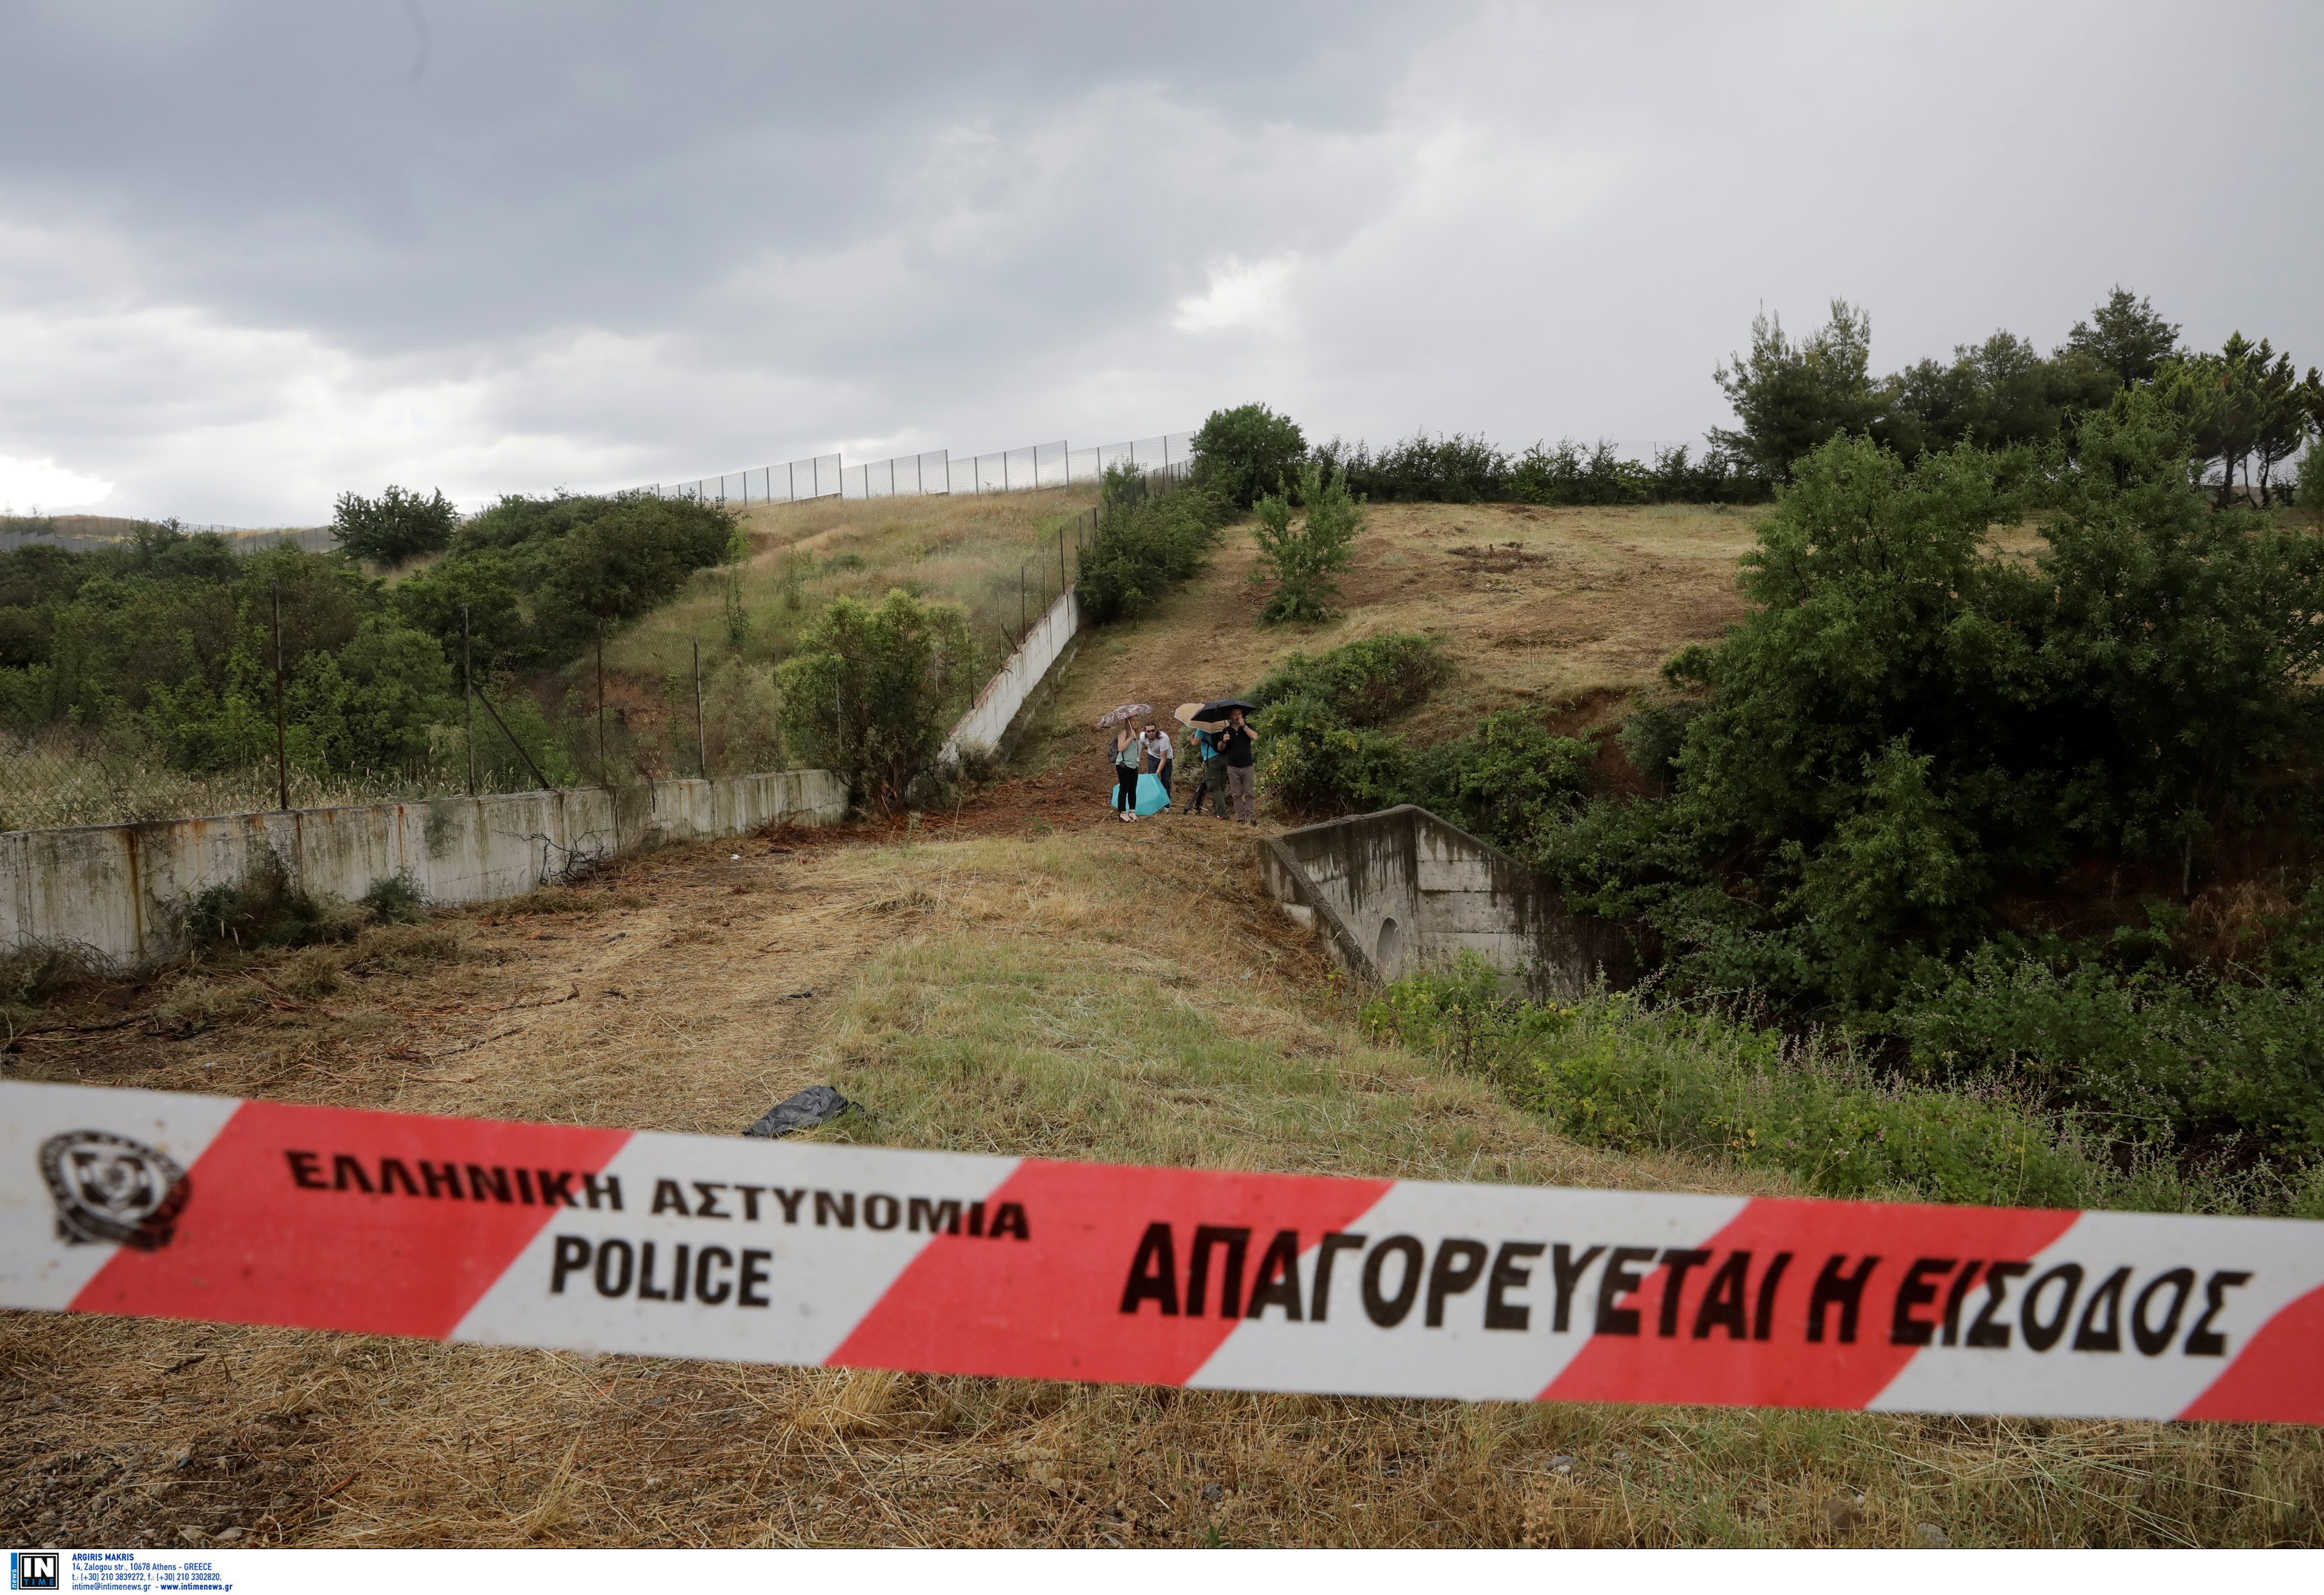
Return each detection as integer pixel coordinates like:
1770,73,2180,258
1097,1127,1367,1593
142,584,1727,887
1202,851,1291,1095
1250,632,1451,817
697,649,785,777
1314,432,1507,503
331,485,458,568
178,846,371,952
1364,955,2279,1213
428,491,736,668
1256,693,1412,817
1075,465,1228,625
362,871,429,924
1407,712,1595,848
1252,633,1449,726
777,588,975,815
2299,442,2324,522
1190,402,1307,509
1544,401,2324,1011
1253,463,1362,624
1314,434,1771,507
1245,634,1593,835
1889,948,2324,1163
1508,440,1651,505
1617,696,1699,794
0,940,103,1008
720,525,754,649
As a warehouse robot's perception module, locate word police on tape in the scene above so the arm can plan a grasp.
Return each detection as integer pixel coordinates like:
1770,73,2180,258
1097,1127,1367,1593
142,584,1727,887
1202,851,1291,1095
3,1081,2319,1424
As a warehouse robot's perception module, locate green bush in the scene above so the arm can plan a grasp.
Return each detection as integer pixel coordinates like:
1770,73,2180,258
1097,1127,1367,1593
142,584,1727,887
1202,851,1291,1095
1255,693,1412,817
1251,631,1445,817
1407,712,1595,847
1252,463,1363,624
362,870,430,924
1311,434,1769,506
1190,402,1307,508
1245,633,1593,835
1618,696,1699,793
179,846,371,952
1890,948,2324,1161
1252,632,1449,726
406,491,735,670
331,486,458,568
1543,398,2324,1010
777,587,975,815
2298,443,2324,520
1365,954,2312,1214
1075,465,1229,625
1312,432,1508,503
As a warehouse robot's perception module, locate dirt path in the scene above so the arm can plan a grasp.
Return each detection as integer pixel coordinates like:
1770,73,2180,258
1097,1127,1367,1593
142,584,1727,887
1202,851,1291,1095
13,836,923,1139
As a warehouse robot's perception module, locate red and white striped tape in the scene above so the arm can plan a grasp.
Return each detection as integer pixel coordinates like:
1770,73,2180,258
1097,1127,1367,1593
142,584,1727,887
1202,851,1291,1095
6,1081,2321,1424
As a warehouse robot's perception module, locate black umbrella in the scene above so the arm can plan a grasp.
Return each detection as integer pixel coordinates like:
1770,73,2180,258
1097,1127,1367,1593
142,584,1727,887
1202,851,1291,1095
1199,698,1259,720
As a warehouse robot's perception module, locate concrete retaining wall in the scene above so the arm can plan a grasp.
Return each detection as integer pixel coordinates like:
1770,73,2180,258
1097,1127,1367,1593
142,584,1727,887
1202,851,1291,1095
0,769,848,970
944,585,1080,762
1257,805,1631,997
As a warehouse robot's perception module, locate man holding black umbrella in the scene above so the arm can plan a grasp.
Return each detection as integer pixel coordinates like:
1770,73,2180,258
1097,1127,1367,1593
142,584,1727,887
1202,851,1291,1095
1174,702,1227,818
1221,706,1258,826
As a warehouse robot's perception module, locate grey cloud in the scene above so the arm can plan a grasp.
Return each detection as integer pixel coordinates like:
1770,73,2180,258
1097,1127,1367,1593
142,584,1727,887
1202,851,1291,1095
0,1,2319,523
0,1,1451,347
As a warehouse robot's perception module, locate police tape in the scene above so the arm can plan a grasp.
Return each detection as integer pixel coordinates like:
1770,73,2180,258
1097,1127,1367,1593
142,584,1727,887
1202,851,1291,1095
6,1079,2322,1425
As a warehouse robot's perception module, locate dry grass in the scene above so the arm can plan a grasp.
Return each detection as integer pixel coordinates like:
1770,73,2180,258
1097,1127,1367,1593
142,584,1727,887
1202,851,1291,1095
1015,502,1768,787
607,485,1096,701
4,799,2321,1547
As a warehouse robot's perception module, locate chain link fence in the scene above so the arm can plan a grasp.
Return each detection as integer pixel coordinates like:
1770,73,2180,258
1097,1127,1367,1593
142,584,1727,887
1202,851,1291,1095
1,425,1201,832
640,430,1194,507
0,598,786,835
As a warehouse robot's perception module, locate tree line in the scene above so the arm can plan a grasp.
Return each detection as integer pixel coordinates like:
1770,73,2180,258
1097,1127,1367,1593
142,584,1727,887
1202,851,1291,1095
0,489,737,792
1189,287,2323,522
1713,287,2321,506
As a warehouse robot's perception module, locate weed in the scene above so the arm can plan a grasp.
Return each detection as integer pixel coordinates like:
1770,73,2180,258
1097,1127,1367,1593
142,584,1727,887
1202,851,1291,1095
491,886,647,917
362,871,429,924
152,979,265,1037
347,922,473,975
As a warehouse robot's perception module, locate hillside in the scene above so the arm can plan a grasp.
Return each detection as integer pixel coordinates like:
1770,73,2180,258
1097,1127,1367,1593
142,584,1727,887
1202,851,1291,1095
6,489,2321,1549
1019,501,1766,784
607,486,1095,704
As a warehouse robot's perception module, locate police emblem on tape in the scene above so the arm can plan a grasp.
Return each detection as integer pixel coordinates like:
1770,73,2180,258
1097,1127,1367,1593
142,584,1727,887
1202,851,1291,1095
39,1130,190,1250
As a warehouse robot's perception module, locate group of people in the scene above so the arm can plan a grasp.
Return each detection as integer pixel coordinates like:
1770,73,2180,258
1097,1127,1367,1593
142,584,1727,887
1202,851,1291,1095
1110,707,1257,825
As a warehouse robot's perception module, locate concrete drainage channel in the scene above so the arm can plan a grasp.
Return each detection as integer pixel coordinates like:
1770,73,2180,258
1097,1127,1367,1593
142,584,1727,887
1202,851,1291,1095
1256,805,1633,999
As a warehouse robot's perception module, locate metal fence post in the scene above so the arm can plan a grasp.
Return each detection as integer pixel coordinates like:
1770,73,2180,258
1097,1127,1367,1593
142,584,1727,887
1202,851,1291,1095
694,638,708,778
271,575,288,811
595,627,608,789
463,603,476,797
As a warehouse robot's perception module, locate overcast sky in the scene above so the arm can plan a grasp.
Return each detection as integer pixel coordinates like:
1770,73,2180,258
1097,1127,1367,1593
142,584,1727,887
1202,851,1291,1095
1,0,2318,525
